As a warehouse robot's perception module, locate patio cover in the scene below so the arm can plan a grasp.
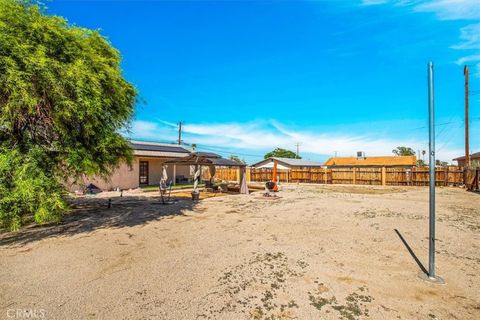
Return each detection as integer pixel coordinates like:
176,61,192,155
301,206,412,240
164,152,246,167
165,151,248,194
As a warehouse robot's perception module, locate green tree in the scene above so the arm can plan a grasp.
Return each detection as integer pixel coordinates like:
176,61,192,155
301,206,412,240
0,0,137,230
392,146,416,156
416,159,426,167
228,155,246,164
435,160,449,166
264,148,300,159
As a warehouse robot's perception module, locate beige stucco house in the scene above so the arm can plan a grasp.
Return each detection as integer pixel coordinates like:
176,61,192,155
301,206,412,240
70,140,246,192
71,141,194,191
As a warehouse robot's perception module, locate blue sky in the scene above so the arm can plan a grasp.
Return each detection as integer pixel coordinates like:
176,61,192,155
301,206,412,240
46,0,479,164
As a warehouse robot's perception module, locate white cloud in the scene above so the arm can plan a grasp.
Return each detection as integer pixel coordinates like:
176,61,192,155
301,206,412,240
451,23,480,76
360,0,480,20
451,23,480,50
359,0,480,76
455,54,480,65
127,119,464,162
361,0,390,5
128,120,176,142
414,0,480,20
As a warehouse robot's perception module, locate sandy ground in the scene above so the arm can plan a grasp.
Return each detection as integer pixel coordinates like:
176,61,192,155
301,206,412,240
1,185,479,320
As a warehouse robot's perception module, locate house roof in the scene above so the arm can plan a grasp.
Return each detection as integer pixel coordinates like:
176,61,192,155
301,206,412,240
128,140,244,166
324,156,416,167
190,151,222,158
251,157,324,168
453,152,480,161
129,140,191,158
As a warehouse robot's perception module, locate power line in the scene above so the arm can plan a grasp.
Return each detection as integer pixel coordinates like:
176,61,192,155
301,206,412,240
435,115,458,140
436,122,464,153
195,144,264,158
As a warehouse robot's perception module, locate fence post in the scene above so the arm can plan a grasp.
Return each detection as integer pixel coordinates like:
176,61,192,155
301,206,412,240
246,167,251,182
352,167,356,185
444,167,448,186
323,168,328,184
381,167,386,186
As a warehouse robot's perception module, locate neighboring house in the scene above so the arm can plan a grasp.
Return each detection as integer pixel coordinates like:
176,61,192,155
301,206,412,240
324,155,417,168
251,157,324,170
70,140,243,191
453,152,480,167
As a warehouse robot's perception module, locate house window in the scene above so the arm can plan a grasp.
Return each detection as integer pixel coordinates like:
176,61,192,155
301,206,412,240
139,161,149,185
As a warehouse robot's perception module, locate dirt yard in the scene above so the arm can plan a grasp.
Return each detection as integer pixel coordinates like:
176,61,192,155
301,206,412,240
1,185,479,320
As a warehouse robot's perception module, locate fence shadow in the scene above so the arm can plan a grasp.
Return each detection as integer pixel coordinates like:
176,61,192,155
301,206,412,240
0,194,196,247
394,228,428,275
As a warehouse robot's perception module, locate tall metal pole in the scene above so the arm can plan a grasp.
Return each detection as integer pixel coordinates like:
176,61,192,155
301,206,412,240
427,62,436,279
419,62,444,284
464,66,470,167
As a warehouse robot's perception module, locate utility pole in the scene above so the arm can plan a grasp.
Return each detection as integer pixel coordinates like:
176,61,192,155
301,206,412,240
295,142,301,159
464,66,470,167
177,121,184,145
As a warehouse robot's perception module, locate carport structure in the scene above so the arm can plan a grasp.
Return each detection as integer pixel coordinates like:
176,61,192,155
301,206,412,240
164,152,248,194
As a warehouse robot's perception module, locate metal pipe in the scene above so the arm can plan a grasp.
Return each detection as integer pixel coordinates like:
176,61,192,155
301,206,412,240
428,62,436,278
464,66,470,167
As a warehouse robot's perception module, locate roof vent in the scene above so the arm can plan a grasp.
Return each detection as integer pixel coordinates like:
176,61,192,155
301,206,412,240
357,151,366,160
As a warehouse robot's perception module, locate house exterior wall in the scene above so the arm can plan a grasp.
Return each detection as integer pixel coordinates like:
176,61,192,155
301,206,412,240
456,157,480,167
145,158,164,186
67,159,139,192
68,157,197,192
163,164,191,184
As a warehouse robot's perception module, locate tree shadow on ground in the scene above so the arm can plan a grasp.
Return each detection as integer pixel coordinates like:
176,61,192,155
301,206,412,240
394,228,428,275
0,194,197,248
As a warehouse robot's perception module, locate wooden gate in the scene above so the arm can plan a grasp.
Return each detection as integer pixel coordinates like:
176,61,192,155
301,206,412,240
465,167,479,191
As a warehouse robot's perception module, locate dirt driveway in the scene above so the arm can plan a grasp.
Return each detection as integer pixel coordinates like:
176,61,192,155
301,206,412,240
1,185,479,319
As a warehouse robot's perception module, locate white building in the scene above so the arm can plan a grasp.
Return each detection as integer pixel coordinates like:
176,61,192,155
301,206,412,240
251,157,324,170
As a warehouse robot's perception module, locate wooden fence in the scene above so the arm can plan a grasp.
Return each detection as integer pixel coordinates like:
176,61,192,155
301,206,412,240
465,167,479,191
214,166,465,187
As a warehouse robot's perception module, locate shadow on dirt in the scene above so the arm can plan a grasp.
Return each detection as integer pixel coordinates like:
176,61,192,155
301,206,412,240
0,194,197,247
394,228,428,275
